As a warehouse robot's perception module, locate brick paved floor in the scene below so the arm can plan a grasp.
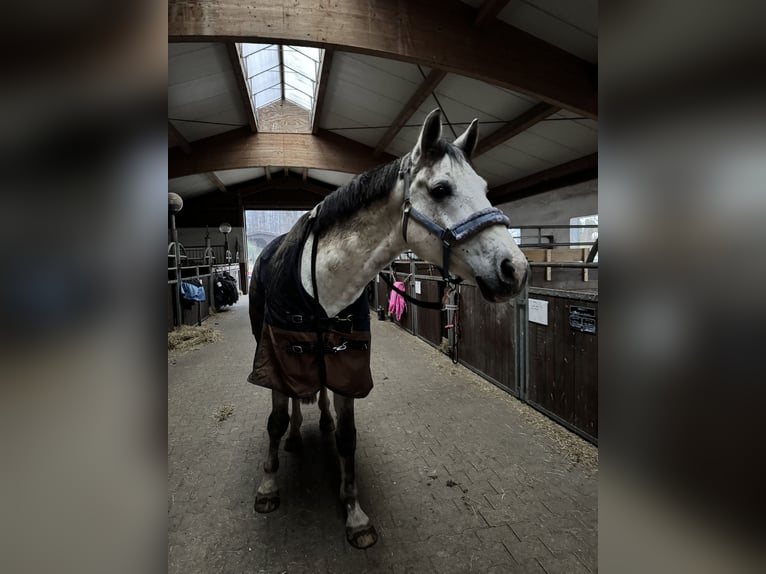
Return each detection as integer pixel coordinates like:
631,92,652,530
168,300,597,573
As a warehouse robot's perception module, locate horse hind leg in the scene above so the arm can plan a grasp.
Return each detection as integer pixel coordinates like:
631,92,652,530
333,394,377,549
255,390,289,513
319,386,335,432
284,398,303,451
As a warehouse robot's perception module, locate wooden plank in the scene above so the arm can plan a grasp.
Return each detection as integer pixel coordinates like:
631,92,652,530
168,0,597,117
225,42,258,132
205,172,227,192
311,48,334,134
373,69,447,157
169,127,396,179
489,153,598,204
474,103,559,157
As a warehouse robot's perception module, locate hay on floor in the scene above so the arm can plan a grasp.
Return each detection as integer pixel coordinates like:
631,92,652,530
168,324,221,351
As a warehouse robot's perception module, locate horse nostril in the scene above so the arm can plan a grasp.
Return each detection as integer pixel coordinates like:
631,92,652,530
500,258,515,281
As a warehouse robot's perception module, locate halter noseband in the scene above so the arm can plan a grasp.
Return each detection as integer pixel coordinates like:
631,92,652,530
398,158,512,284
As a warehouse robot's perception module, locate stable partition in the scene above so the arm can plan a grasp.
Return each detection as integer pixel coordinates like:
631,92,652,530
375,258,598,443
526,288,598,442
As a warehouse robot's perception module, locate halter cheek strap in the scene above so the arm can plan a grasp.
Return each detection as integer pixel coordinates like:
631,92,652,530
398,160,511,284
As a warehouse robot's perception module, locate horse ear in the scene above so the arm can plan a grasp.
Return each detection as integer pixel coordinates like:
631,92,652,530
412,109,442,164
454,118,479,159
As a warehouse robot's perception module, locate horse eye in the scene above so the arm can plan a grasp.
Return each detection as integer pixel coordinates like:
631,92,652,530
429,183,451,199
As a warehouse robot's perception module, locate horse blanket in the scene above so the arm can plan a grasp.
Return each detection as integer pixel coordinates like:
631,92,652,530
248,216,374,399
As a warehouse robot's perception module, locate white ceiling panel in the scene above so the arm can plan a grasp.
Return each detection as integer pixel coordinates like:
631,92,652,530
215,168,266,186
169,119,239,143
307,169,355,188
328,126,387,149
168,43,213,58
497,0,597,63
168,43,248,142
168,174,216,199
524,114,598,156
479,145,551,178
471,155,518,188
431,74,537,123
320,52,427,134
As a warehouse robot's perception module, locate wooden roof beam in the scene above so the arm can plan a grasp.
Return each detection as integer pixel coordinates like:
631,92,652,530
473,0,512,27
205,172,228,193
488,153,598,204
373,69,447,158
225,42,258,132
474,103,560,157
168,0,596,118
371,0,510,157
169,127,396,179
311,48,334,134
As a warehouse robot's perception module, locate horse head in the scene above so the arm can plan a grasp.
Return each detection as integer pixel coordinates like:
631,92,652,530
400,109,528,301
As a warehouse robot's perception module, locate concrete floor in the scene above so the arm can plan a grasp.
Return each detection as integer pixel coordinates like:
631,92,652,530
168,300,597,573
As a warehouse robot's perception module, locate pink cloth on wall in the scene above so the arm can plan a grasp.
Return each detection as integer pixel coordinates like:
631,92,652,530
388,281,407,321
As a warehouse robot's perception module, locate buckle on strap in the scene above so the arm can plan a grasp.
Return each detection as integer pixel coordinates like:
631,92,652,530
290,314,304,324
289,344,305,354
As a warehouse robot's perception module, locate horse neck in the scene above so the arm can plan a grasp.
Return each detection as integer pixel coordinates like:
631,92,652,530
300,190,405,317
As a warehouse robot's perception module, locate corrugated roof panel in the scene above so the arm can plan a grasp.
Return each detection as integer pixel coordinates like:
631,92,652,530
214,168,266,186
307,169,355,187
326,126,387,149
497,0,597,63
320,52,427,133
168,174,216,199
524,114,597,156
168,43,248,142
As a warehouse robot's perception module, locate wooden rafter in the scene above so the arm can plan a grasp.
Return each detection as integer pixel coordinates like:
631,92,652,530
311,48,334,134
238,171,334,198
225,42,258,132
205,172,228,192
473,0,511,27
488,153,598,204
373,69,447,157
169,127,396,180
278,44,285,101
474,103,559,157
169,0,596,117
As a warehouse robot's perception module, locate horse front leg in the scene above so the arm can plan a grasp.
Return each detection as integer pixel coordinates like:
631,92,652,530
333,394,378,549
255,390,289,513
319,386,335,432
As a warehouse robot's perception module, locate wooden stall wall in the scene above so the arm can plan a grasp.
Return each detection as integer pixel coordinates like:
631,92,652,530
527,292,598,441
373,265,598,444
458,284,518,396
416,278,443,347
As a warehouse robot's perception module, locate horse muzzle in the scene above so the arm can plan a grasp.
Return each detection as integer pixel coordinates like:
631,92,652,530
475,257,528,302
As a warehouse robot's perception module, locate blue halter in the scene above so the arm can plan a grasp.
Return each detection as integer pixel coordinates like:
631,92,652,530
398,159,511,284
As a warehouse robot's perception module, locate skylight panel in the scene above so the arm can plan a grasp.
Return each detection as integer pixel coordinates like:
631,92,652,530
237,43,325,126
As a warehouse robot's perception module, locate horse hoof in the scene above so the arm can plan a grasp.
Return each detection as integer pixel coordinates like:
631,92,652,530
346,524,378,549
284,435,302,451
254,493,280,513
320,416,335,433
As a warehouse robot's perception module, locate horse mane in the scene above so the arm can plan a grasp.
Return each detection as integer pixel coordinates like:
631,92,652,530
312,157,403,236
265,139,466,285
